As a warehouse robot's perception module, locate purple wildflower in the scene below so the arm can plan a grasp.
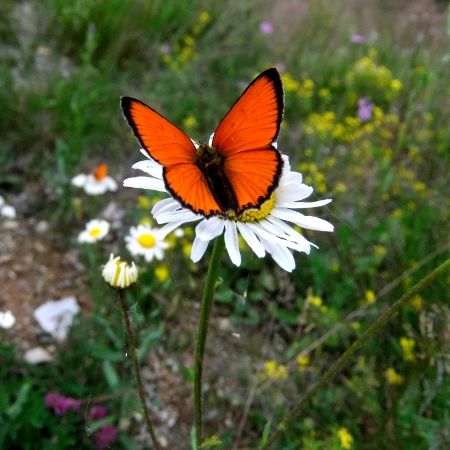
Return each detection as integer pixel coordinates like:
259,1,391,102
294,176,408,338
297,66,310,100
88,405,109,421
357,97,374,122
44,392,81,416
351,34,366,44
94,424,118,450
275,62,286,73
259,21,274,35
160,43,172,54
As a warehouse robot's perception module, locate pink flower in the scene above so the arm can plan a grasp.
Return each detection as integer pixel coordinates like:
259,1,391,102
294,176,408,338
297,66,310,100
351,34,366,44
44,392,81,415
88,405,109,421
94,424,118,450
259,21,274,35
357,97,374,122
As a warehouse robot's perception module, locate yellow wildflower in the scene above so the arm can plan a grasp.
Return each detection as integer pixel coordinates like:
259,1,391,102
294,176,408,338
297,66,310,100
318,88,331,99
138,195,151,210
374,245,386,257
399,337,416,362
261,360,288,380
385,367,403,385
390,79,403,91
296,354,310,368
281,73,301,93
365,290,376,304
198,11,211,24
182,242,192,258
308,295,323,308
335,182,347,193
155,265,170,283
337,427,353,449
413,181,426,194
182,115,198,131
410,294,423,311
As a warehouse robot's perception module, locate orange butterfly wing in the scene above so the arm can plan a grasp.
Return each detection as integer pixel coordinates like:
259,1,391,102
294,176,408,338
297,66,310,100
121,97,221,215
212,68,284,212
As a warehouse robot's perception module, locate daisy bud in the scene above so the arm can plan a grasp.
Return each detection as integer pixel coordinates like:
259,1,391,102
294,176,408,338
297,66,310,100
102,254,138,289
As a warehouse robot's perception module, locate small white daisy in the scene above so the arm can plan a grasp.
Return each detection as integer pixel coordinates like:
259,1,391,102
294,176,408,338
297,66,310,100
125,224,169,262
124,150,333,272
71,164,118,196
0,310,16,329
102,254,138,289
78,219,110,243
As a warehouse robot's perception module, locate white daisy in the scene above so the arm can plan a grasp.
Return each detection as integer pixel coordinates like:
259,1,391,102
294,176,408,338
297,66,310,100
71,164,117,196
124,150,333,272
102,254,138,289
125,224,169,262
78,219,110,243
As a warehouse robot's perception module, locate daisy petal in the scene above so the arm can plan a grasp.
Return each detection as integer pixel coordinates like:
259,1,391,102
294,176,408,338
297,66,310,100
247,223,308,253
132,160,164,179
191,237,210,262
280,199,332,209
159,220,188,238
224,221,241,266
265,217,313,252
271,208,334,231
71,174,87,187
123,176,166,192
260,237,296,272
236,222,265,258
195,217,224,241
277,183,312,203
156,209,200,224
152,198,181,216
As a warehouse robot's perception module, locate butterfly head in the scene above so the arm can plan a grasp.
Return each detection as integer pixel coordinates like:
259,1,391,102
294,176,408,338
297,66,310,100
195,143,224,171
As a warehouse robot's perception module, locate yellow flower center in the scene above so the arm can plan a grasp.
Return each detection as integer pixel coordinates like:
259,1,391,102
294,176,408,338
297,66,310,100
88,227,102,237
226,194,275,222
138,232,156,248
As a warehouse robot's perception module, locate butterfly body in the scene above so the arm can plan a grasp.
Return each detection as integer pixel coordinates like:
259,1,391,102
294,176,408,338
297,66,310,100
194,143,239,213
122,68,284,218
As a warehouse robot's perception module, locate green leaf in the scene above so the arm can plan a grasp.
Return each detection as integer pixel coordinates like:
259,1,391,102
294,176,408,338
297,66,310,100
258,419,272,449
86,416,116,434
6,382,31,419
137,323,164,362
90,343,124,362
102,360,120,388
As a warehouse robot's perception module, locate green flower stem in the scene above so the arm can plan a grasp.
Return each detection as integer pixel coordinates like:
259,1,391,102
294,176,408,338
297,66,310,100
194,236,226,446
117,290,161,450
260,257,450,450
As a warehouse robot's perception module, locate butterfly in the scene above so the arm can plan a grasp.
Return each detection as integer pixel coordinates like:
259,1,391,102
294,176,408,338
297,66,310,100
121,68,284,218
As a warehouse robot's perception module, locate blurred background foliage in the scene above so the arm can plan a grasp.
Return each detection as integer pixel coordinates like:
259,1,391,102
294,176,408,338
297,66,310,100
0,0,449,449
